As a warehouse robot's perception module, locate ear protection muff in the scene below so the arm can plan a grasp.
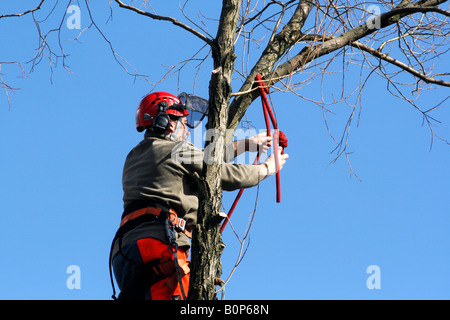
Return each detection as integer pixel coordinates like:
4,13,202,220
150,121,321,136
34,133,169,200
152,101,171,133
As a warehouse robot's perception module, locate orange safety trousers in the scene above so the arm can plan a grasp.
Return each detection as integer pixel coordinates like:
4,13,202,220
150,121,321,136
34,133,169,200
136,238,190,300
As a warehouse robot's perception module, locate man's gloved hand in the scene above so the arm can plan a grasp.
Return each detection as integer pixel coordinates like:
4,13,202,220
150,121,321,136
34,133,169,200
260,146,289,177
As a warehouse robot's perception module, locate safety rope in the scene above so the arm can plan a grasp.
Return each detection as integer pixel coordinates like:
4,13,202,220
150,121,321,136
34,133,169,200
165,218,188,300
220,74,288,233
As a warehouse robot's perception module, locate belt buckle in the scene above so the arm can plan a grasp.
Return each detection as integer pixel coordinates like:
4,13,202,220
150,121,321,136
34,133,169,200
168,212,186,233
175,218,186,233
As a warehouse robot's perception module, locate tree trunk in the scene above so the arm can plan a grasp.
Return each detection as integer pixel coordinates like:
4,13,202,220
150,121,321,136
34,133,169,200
188,0,241,300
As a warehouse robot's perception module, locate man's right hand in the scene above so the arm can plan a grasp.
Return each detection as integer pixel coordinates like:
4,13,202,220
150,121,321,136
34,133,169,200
260,146,289,177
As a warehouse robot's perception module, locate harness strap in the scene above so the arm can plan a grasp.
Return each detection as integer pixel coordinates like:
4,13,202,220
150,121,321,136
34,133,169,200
166,220,188,300
120,206,164,227
120,206,192,239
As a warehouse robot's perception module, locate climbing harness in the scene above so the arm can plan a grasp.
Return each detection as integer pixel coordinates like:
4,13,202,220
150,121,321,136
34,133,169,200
220,74,288,233
109,202,191,300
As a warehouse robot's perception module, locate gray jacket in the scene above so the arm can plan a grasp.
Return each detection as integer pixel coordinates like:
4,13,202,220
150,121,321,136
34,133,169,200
112,132,263,257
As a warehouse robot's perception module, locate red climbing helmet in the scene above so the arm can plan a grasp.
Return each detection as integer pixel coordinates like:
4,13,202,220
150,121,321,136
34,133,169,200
136,92,189,132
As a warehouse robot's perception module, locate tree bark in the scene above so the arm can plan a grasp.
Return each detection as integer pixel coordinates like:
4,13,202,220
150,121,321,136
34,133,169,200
188,0,241,300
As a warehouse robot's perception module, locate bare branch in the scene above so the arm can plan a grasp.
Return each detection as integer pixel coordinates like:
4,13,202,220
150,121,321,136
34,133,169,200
113,0,214,46
271,32,450,87
385,5,450,18
85,0,150,82
216,184,260,295
0,62,24,109
228,0,314,130
0,0,45,19
350,41,450,87
267,0,449,89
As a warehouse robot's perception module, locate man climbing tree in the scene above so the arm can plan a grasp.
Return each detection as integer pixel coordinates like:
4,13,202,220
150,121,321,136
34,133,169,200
1,1,448,300
109,91,287,300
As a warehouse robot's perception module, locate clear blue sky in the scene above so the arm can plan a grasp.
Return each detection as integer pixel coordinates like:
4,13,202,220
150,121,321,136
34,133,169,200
1,1,449,300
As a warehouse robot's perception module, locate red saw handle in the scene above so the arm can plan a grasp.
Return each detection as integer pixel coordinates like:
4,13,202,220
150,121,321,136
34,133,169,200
255,74,282,203
220,74,286,233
